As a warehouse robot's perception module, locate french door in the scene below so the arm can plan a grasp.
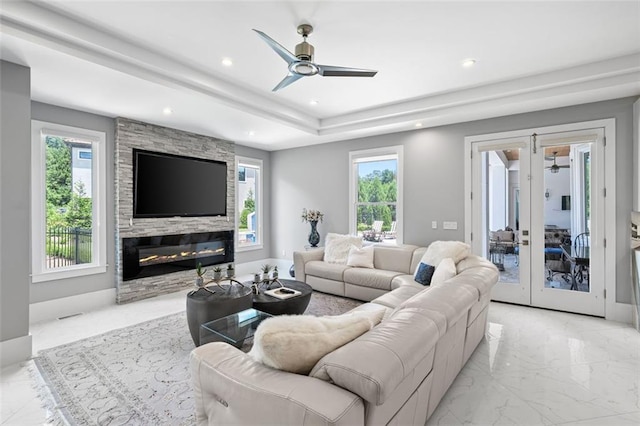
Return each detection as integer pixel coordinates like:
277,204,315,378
468,127,606,316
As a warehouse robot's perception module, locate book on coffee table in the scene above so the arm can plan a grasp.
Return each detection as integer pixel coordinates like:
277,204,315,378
264,287,301,300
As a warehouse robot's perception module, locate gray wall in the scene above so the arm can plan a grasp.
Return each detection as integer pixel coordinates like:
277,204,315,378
0,61,31,343
235,144,272,264
30,102,116,304
271,97,638,304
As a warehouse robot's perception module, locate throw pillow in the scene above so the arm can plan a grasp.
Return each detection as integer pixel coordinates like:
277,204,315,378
248,310,383,374
430,258,457,287
421,240,471,267
346,245,374,268
324,233,363,264
414,262,436,286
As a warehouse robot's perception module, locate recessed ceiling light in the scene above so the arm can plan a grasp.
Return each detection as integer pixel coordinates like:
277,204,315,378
462,58,476,68
309,99,319,106
221,58,233,67
247,131,255,136
415,122,423,128
162,107,173,115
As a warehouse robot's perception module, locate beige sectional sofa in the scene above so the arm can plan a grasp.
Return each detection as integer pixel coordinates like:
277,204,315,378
293,244,429,301
190,252,499,425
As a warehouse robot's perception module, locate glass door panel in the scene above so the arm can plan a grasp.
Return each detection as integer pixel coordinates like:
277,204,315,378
471,141,530,306
531,132,604,317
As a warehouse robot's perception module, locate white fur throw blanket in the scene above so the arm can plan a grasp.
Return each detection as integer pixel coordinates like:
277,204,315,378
249,310,383,374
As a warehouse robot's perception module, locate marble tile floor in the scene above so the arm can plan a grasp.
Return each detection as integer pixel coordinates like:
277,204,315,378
2,291,639,425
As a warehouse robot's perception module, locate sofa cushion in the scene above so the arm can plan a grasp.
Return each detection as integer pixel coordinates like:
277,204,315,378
372,245,417,274
305,260,351,282
249,310,383,375
347,245,375,268
421,241,471,266
324,233,362,264
491,230,514,242
310,309,440,405
400,284,477,330
343,268,401,291
390,274,424,290
371,286,423,309
430,258,457,287
414,262,436,285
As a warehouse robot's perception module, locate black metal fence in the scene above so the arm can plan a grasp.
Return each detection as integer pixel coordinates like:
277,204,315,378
46,226,92,268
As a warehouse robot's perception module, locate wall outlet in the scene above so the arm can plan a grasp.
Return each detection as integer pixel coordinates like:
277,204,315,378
281,249,286,257
443,221,458,230
432,221,438,229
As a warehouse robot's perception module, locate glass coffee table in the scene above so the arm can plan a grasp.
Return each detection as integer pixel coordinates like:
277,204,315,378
199,308,272,348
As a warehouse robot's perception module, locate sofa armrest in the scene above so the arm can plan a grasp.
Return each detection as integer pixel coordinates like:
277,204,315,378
190,343,364,426
293,248,325,283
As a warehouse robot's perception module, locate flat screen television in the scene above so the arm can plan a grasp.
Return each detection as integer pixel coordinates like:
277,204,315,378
133,149,227,218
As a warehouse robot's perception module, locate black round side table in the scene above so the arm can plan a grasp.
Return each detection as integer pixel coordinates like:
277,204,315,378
186,285,252,346
249,279,313,316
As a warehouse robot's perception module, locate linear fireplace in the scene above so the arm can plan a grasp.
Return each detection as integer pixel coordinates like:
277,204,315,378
122,230,234,281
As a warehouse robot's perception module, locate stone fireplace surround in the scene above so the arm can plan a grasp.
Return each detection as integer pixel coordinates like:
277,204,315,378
115,118,235,304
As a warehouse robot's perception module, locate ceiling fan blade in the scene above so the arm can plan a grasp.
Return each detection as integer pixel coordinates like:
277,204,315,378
272,73,304,91
317,64,378,77
253,29,297,64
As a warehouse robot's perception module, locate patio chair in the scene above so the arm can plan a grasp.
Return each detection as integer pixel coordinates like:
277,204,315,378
572,232,590,288
383,221,397,239
363,220,383,242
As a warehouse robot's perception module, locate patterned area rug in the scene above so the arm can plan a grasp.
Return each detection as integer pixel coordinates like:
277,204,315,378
33,291,362,425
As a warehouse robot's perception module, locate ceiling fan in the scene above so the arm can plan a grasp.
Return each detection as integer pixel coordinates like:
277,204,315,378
545,151,570,173
253,24,378,91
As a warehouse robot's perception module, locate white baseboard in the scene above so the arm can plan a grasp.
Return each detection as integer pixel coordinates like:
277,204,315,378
0,334,32,368
606,301,633,324
30,288,116,324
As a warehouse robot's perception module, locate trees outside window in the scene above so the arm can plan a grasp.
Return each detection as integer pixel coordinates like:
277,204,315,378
31,121,106,281
350,147,403,243
236,157,262,249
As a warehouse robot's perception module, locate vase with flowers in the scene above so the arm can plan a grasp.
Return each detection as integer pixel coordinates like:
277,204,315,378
301,208,324,247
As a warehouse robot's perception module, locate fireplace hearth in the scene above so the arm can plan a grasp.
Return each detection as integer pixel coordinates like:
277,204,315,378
122,230,234,281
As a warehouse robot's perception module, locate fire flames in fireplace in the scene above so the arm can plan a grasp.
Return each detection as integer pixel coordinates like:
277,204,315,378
139,247,225,266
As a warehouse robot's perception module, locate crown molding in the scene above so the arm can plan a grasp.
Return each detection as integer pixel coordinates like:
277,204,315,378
0,1,319,134
2,1,639,146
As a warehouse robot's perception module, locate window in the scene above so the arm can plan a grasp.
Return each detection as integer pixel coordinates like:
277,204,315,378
349,146,403,244
236,157,262,250
31,121,107,282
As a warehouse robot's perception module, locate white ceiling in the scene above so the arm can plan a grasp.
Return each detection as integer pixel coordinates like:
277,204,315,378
1,0,639,151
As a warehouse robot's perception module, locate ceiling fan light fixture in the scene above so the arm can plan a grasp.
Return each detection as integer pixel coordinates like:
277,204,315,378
550,164,560,173
290,61,319,76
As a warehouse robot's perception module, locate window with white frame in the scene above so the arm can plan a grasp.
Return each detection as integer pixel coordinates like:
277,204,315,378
349,146,403,244
31,121,107,282
236,157,262,249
